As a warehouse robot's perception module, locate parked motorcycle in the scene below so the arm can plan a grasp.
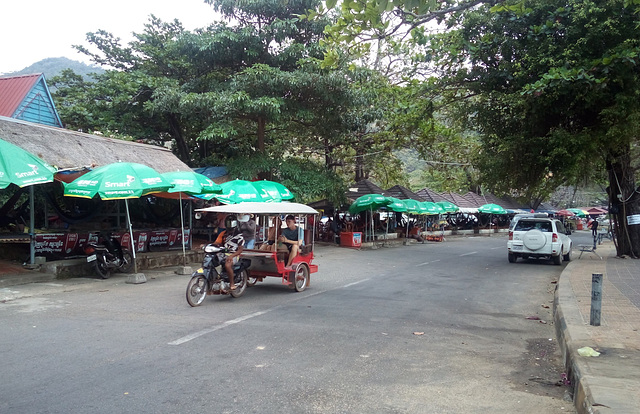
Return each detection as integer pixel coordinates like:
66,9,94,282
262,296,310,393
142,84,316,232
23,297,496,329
186,244,251,306
84,233,134,279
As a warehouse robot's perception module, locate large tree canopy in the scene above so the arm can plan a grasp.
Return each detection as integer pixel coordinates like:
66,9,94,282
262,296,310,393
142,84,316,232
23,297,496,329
426,0,640,256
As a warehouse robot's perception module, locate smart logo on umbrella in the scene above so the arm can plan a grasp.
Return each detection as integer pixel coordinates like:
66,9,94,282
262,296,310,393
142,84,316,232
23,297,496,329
15,164,39,178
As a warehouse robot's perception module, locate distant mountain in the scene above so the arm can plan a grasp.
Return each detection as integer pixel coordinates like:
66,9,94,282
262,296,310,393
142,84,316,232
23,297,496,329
1,57,105,80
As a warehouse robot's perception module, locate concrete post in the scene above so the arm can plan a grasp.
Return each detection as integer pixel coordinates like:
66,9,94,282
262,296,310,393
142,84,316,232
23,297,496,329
590,273,603,326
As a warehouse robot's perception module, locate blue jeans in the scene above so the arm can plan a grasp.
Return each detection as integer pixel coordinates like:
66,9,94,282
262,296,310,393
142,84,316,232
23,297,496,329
245,239,255,249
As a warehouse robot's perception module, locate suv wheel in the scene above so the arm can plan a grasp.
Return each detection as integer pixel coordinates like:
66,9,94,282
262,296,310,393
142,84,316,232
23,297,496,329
552,253,562,265
508,252,517,263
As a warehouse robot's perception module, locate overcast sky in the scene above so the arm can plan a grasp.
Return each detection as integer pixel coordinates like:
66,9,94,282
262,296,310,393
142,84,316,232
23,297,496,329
0,0,219,75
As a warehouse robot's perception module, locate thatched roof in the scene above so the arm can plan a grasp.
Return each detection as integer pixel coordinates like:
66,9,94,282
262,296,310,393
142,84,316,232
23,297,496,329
385,185,424,201
0,116,190,173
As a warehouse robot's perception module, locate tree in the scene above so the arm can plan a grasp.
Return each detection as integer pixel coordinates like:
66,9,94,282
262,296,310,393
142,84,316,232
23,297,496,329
428,0,640,256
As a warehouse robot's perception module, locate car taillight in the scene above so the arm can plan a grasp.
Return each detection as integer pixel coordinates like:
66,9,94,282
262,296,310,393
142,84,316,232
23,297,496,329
84,246,95,255
552,233,558,242
509,231,513,240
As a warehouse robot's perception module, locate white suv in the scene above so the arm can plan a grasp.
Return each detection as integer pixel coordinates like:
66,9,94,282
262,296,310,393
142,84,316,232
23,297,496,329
507,218,573,265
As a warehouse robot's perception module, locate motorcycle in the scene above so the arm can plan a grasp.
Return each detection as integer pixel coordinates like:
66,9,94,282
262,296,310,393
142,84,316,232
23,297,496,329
84,233,134,279
186,244,251,306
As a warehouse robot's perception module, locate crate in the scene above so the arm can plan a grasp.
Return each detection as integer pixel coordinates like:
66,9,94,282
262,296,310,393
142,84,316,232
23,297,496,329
340,232,362,247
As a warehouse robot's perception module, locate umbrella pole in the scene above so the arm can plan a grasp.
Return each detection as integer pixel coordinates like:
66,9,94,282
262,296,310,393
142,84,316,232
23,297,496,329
385,212,389,247
29,186,35,265
179,193,186,266
189,202,193,251
405,214,409,241
125,199,137,274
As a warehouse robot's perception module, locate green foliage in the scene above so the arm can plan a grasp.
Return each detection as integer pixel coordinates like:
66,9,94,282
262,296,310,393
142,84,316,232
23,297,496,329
224,153,347,205
428,0,640,205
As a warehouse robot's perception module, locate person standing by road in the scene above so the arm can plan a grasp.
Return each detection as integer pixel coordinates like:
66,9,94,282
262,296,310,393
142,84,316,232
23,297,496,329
591,218,599,237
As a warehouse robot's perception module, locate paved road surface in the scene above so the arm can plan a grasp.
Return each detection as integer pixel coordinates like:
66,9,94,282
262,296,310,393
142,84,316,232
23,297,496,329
0,236,575,413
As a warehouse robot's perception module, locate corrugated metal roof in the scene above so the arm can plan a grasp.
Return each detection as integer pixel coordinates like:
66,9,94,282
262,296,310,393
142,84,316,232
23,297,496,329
0,74,41,117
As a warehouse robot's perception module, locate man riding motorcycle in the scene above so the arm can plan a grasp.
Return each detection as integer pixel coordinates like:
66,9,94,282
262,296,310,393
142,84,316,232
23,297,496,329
215,215,245,291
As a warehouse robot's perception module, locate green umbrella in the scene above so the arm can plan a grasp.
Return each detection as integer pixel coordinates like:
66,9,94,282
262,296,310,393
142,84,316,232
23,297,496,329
64,162,174,273
0,138,57,188
348,194,391,214
212,179,272,204
159,171,222,265
567,208,588,218
0,138,58,265
349,194,391,242
421,201,444,215
401,199,421,214
161,171,222,197
252,180,295,202
63,162,172,199
478,203,507,214
436,201,459,213
384,197,408,212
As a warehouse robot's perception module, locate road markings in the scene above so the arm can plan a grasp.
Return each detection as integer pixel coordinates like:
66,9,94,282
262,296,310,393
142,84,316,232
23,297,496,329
169,278,371,345
344,278,370,288
459,251,478,257
168,310,271,345
417,259,441,267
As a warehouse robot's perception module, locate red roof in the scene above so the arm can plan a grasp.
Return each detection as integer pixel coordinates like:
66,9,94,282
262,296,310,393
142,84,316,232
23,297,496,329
0,74,41,117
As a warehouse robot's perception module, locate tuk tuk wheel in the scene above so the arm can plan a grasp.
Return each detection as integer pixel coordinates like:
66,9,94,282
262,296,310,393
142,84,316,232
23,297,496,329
247,274,259,287
292,264,309,292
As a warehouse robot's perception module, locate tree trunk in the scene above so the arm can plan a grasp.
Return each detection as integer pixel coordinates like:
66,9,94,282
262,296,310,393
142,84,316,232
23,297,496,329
354,148,365,182
607,148,640,258
167,114,191,164
257,117,266,152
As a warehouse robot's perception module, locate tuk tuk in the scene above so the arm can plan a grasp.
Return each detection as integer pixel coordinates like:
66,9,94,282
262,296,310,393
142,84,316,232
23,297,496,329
196,202,319,292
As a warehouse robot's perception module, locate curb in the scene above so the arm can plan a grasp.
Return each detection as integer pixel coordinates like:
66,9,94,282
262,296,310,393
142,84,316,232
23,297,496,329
554,244,614,414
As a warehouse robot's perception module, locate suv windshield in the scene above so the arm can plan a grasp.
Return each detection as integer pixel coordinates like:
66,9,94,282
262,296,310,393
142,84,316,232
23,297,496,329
515,220,552,232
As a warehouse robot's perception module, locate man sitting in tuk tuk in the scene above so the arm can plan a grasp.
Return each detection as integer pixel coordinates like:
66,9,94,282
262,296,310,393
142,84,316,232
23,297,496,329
278,214,302,268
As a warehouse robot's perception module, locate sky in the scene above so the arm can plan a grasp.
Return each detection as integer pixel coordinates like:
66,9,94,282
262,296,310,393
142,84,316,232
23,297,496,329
0,0,219,75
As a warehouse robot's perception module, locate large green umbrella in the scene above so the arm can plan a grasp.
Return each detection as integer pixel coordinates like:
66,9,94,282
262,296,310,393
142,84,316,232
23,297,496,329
252,180,294,202
64,162,173,273
421,201,444,215
348,194,391,214
401,199,422,214
436,201,459,213
385,197,408,212
0,138,58,265
0,139,57,188
478,203,508,214
161,171,222,198
159,171,222,265
211,179,272,204
63,162,172,200
201,179,294,203
349,194,391,242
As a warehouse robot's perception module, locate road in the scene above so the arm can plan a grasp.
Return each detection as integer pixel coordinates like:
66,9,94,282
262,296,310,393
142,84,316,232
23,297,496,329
0,235,576,413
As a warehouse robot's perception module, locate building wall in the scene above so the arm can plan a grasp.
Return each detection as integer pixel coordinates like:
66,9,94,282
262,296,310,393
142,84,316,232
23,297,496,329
13,79,62,127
